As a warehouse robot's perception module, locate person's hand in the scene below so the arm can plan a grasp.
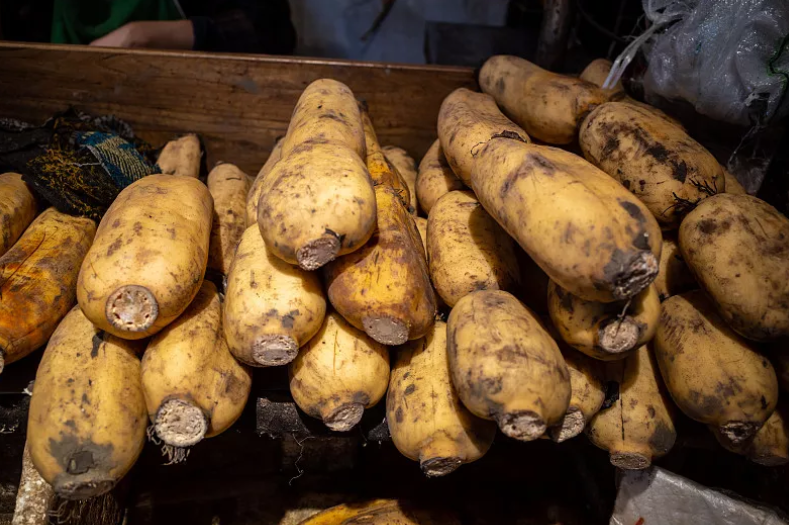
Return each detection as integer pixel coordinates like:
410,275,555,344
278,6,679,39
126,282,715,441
90,20,194,50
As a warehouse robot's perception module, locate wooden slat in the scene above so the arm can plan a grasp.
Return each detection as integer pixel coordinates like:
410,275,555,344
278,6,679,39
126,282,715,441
0,43,476,174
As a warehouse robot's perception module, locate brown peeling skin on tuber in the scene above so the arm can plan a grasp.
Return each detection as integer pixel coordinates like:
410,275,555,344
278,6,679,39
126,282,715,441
598,318,640,354
324,403,365,432
0,209,96,370
105,285,158,333
611,251,659,301
296,231,341,271
610,452,651,470
154,398,209,448
362,316,409,346
719,422,759,446
253,334,298,366
495,411,546,441
548,409,585,443
420,456,462,478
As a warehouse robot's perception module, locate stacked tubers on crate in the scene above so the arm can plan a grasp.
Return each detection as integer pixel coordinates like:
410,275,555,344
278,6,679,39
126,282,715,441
2,54,789,506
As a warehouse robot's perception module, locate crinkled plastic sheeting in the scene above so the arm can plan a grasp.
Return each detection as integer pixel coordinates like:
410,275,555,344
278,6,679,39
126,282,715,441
611,467,788,525
642,0,789,126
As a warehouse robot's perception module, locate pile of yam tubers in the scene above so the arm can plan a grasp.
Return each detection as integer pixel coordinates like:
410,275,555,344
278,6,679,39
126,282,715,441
1,55,788,503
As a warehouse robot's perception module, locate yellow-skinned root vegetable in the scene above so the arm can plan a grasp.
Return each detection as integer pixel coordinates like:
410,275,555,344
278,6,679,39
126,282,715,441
723,169,747,194
207,163,251,276
383,145,418,214
27,306,147,499
549,343,605,442
414,216,428,257
246,139,283,226
586,344,676,469
387,321,496,477
479,55,607,145
579,102,724,227
547,282,660,361
415,139,464,215
471,137,661,303
257,145,375,270
712,400,789,466
325,185,436,345
0,172,37,257
679,193,789,341
579,58,683,129
360,107,410,207
141,281,251,448
437,88,529,185
289,312,389,431
427,190,519,307
224,226,326,366
0,208,95,373
157,134,201,178
280,79,366,159
654,234,696,302
655,291,778,446
77,175,212,340
299,500,461,525
257,80,375,270
447,290,570,440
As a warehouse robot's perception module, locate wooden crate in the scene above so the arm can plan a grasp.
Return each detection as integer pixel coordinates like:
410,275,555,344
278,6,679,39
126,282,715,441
0,43,476,175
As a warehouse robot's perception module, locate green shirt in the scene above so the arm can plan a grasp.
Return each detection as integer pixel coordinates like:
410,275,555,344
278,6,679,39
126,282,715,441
51,0,183,44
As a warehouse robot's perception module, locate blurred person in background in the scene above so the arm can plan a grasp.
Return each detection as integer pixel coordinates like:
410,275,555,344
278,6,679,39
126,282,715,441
0,0,296,54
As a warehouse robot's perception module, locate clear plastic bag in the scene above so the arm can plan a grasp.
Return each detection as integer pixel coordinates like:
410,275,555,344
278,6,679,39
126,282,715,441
641,0,789,126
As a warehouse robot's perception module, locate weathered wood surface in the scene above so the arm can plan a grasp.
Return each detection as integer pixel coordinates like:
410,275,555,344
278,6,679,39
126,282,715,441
0,43,476,174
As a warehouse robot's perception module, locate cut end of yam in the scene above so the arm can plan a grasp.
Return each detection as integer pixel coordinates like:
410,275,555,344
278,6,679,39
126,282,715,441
548,409,585,443
612,251,658,301
719,421,759,446
154,398,209,448
53,476,115,501
598,317,639,355
105,285,158,334
495,410,546,441
324,402,365,432
362,316,409,346
610,452,651,470
420,456,462,478
296,232,341,271
253,334,298,366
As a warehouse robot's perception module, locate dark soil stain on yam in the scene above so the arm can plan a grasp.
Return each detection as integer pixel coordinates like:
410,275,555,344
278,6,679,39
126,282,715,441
671,161,688,183
619,200,646,224
603,136,620,157
106,237,122,257
697,219,721,235
49,434,114,475
90,331,104,358
281,309,299,329
648,420,676,454
645,143,669,163
527,154,556,175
